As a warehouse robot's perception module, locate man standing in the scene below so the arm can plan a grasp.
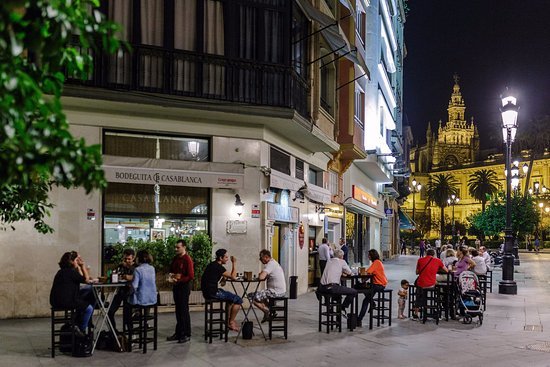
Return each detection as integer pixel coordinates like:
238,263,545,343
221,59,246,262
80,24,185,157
339,238,349,263
167,240,194,344
251,250,286,323
107,248,135,333
318,238,331,275
201,249,243,332
316,249,357,315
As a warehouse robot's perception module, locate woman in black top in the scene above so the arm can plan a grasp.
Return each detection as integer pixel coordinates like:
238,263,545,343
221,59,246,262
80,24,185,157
50,251,94,333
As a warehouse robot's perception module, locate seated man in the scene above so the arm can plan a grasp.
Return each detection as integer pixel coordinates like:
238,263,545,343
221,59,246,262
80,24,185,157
412,248,447,319
250,250,286,323
316,249,357,315
107,248,135,333
201,249,243,332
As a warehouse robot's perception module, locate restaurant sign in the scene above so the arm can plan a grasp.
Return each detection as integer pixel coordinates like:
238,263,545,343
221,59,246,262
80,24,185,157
103,166,243,189
352,185,378,209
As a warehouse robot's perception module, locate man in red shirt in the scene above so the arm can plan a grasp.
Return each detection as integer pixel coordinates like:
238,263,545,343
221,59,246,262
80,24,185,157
413,248,447,319
167,240,195,343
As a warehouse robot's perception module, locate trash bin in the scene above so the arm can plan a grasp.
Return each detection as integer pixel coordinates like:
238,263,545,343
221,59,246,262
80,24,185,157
289,276,298,299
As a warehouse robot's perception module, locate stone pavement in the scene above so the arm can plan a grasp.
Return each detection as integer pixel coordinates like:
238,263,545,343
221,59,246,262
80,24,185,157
2,253,550,367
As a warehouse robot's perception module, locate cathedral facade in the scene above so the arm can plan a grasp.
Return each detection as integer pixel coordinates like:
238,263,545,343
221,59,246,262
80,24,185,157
405,77,550,240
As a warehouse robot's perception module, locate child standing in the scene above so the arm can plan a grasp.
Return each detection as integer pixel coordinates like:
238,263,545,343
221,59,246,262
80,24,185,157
397,279,409,319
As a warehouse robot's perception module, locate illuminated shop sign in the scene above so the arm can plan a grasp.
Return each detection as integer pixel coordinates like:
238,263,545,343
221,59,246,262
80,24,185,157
352,185,378,209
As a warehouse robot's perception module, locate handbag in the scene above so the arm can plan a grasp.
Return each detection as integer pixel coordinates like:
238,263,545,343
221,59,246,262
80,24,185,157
242,321,254,340
414,257,433,287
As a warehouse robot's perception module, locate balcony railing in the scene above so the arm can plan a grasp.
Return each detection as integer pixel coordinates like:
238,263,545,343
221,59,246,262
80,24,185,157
67,44,310,119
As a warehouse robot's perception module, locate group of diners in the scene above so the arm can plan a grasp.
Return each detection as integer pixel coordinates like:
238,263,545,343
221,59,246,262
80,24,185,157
316,248,387,327
50,240,286,349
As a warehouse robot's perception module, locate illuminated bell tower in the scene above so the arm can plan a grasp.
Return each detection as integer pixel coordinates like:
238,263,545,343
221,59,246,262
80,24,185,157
432,75,478,168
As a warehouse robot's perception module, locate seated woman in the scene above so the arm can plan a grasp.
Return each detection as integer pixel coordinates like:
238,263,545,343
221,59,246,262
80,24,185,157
470,249,487,276
454,248,476,277
357,249,387,326
129,250,157,306
442,249,458,270
50,251,94,334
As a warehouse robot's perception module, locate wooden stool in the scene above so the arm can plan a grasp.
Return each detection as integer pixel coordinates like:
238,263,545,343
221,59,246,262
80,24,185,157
369,289,392,329
50,307,76,358
204,299,228,343
421,287,440,324
317,292,342,334
127,304,158,353
268,296,288,339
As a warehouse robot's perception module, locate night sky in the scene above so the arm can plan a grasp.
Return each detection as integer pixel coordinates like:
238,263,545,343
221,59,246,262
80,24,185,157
403,0,550,148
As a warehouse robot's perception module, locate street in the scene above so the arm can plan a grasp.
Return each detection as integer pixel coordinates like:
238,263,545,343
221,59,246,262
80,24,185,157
2,252,550,367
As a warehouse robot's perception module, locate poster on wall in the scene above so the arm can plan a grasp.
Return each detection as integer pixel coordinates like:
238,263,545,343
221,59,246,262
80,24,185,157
151,228,165,241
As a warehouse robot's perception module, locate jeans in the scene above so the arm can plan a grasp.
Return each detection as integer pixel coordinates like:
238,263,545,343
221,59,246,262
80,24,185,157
358,284,386,321
215,289,243,305
317,284,357,309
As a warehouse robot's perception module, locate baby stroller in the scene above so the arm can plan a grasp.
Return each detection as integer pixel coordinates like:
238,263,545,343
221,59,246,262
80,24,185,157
455,271,483,325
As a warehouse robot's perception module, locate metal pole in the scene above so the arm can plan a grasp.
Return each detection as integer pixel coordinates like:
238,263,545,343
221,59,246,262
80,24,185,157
451,204,455,241
499,127,517,294
412,191,416,221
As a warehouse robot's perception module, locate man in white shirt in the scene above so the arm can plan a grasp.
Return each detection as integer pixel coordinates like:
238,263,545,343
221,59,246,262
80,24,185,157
479,246,491,270
318,238,331,275
251,250,287,323
316,249,357,312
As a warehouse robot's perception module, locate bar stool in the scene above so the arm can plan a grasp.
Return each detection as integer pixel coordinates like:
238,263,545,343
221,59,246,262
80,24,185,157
421,287,440,324
267,296,288,339
317,292,342,334
369,289,392,329
408,285,418,318
485,270,493,293
50,307,76,358
127,303,158,353
204,299,228,343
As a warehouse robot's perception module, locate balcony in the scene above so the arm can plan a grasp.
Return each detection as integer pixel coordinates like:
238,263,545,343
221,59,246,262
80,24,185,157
66,43,310,119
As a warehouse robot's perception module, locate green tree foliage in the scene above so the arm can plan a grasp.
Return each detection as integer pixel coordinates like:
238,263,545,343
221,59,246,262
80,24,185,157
426,174,459,241
0,1,120,233
468,169,500,212
469,193,539,238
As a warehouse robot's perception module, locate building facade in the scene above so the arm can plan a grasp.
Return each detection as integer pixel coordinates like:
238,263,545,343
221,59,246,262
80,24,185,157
0,0,408,318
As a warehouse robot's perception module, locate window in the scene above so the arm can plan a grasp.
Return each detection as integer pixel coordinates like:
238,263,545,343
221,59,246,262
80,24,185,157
296,159,304,180
104,132,209,162
292,5,309,79
309,167,323,187
329,171,338,196
354,86,365,127
320,45,335,116
356,8,366,44
270,147,291,175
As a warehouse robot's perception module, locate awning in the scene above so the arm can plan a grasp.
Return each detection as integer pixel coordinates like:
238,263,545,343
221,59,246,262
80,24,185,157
295,0,369,76
399,208,416,230
102,155,244,189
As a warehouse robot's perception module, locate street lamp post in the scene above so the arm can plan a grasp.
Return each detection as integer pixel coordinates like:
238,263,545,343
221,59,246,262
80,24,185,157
499,90,518,295
410,178,422,221
447,195,459,243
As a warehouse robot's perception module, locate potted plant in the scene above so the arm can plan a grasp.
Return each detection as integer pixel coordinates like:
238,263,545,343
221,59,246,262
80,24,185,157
188,233,214,304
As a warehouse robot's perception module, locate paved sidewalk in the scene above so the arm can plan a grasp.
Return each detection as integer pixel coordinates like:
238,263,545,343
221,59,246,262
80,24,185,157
2,253,550,367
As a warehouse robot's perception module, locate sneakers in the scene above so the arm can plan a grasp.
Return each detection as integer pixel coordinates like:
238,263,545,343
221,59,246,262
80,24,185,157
166,334,179,341
411,312,419,321
178,336,191,344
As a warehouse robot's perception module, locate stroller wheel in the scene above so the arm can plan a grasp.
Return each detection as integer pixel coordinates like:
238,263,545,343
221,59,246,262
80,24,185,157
463,315,472,324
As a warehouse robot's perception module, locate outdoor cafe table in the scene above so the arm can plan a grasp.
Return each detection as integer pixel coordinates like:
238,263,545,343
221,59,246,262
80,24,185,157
88,282,127,353
226,278,267,342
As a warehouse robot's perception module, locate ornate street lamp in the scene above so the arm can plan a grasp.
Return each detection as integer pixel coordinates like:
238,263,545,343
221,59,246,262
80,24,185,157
499,90,518,295
409,178,422,221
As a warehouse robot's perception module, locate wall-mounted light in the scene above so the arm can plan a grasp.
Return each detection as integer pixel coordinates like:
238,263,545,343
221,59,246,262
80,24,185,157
117,221,123,230
316,205,325,221
234,194,245,216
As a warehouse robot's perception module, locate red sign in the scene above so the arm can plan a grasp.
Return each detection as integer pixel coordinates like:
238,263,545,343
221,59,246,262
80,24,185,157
298,223,305,249
352,185,378,209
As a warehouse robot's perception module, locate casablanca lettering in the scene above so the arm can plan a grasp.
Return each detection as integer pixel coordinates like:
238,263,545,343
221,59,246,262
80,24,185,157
121,194,193,205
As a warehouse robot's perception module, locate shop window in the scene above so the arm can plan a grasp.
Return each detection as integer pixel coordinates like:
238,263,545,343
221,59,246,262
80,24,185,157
104,131,209,161
296,159,304,180
270,147,291,175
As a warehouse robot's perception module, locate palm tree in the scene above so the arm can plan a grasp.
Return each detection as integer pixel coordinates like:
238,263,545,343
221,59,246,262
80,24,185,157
426,173,459,242
467,169,500,212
